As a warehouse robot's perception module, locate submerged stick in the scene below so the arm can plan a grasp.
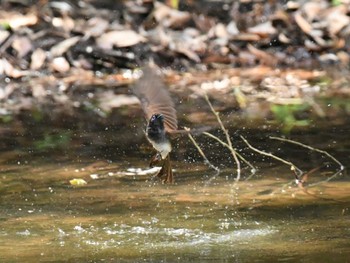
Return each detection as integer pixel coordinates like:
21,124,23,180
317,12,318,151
185,127,221,178
202,131,256,180
204,94,242,181
269,136,345,185
240,135,303,181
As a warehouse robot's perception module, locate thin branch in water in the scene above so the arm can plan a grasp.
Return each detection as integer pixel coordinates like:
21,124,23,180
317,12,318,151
204,94,241,181
240,135,304,181
269,136,345,185
203,131,257,180
185,127,221,180
271,166,345,203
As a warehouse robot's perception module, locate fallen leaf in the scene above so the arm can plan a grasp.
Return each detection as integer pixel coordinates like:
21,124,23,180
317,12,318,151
174,42,201,62
234,86,247,108
12,36,33,58
247,44,278,66
0,12,38,30
96,30,146,49
52,16,75,31
318,53,339,64
153,2,191,28
30,48,46,70
325,6,350,35
302,2,323,21
69,178,87,186
233,33,261,41
294,12,312,34
214,23,229,38
50,36,80,57
51,57,70,73
248,21,277,36
286,1,300,11
0,58,27,78
278,33,291,44
84,17,110,37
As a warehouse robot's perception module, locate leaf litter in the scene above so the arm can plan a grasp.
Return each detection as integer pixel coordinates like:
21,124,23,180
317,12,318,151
0,0,349,122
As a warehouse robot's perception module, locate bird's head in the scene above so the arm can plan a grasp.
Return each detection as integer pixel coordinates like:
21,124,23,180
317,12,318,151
146,114,167,140
148,114,164,131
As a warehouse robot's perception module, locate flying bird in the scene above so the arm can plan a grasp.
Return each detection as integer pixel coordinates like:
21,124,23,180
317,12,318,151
132,64,178,183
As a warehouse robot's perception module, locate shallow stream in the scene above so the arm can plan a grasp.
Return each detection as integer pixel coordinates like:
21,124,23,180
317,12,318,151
0,117,349,262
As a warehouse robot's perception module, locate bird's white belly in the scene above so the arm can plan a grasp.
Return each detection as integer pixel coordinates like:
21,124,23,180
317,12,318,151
150,140,172,159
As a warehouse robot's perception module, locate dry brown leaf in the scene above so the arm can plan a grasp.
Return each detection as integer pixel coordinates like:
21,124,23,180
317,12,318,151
278,33,291,44
175,44,201,62
153,2,172,22
153,2,191,28
0,58,27,78
12,36,32,58
30,48,46,70
163,10,191,28
295,12,312,34
84,17,109,38
50,36,81,57
0,12,38,30
61,68,96,85
248,21,276,36
52,16,75,31
302,2,324,21
247,44,278,66
286,1,300,11
96,30,146,49
325,6,350,35
51,57,70,73
233,33,261,41
214,23,229,39
169,30,207,62
305,39,320,50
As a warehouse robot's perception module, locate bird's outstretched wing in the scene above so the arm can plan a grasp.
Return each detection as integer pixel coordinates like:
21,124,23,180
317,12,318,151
132,65,178,132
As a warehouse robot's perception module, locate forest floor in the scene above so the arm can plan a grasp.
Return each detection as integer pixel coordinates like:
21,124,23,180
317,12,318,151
0,0,349,130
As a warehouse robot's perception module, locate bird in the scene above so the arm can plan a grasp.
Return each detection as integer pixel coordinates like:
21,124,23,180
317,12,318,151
132,64,178,183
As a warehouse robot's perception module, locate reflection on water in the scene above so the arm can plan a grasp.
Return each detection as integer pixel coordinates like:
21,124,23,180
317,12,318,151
0,122,349,262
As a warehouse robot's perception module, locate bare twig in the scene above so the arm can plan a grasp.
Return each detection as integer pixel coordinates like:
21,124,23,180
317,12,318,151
203,131,257,180
185,127,221,179
240,135,304,181
204,94,241,181
269,136,345,185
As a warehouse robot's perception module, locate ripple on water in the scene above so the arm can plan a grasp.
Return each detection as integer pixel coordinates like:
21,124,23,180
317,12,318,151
74,223,276,250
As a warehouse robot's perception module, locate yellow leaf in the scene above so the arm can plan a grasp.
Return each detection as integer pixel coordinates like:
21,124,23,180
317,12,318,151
69,178,87,186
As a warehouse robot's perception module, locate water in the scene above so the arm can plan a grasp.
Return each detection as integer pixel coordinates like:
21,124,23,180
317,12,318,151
0,119,349,262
